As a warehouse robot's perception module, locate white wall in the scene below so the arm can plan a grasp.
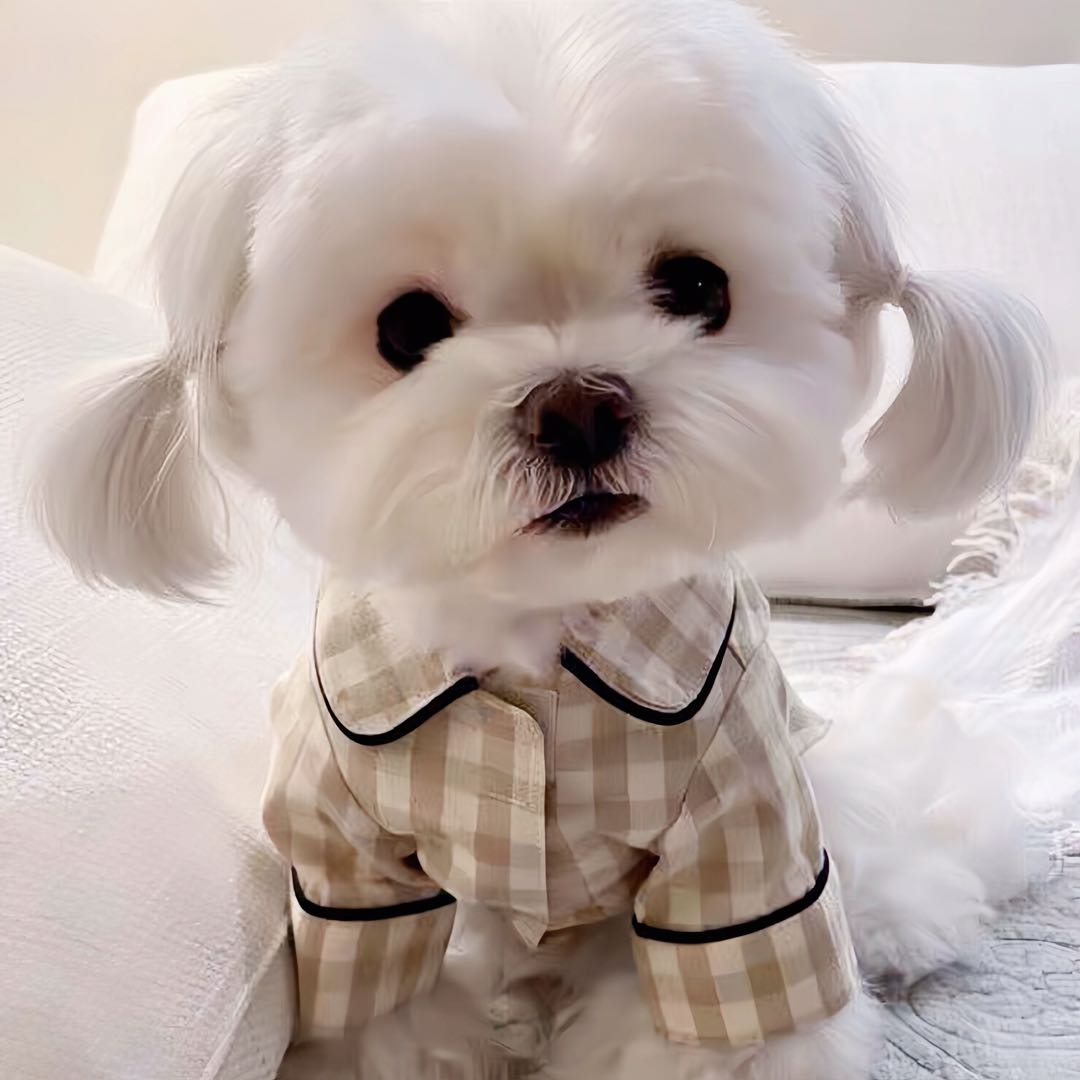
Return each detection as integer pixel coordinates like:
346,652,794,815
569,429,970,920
2,0,1078,273
767,0,1080,63
0,0,348,272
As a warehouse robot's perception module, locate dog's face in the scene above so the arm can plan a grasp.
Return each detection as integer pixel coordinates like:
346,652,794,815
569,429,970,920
34,1,1048,608
214,2,859,608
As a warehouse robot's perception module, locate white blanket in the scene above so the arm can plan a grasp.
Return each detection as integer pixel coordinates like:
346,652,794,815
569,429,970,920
787,397,1080,1080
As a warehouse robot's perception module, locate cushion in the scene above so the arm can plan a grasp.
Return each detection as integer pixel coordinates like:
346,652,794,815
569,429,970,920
743,62,1080,603
0,245,306,1080
93,62,1080,604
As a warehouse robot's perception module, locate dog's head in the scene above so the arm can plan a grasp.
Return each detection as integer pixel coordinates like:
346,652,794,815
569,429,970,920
32,0,1052,610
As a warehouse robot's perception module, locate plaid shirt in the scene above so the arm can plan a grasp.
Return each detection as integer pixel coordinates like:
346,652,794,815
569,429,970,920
263,559,858,1048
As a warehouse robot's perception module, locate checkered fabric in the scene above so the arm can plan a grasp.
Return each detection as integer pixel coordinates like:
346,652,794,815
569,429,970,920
262,559,857,1046
629,641,858,1047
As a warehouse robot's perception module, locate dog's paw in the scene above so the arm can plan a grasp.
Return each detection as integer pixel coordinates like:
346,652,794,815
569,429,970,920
843,852,990,986
735,991,882,1080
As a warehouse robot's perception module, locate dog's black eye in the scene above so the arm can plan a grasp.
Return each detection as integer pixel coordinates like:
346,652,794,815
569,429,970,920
648,254,731,333
376,290,457,372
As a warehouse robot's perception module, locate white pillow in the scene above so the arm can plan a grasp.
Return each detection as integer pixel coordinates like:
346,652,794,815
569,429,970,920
95,68,256,310
744,62,1080,603
94,63,1080,604
0,245,306,1080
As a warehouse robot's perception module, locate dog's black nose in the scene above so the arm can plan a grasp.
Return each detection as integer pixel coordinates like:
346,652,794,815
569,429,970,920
520,374,635,469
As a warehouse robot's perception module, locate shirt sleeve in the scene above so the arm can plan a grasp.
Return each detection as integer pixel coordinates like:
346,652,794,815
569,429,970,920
262,660,456,1041
630,644,858,1049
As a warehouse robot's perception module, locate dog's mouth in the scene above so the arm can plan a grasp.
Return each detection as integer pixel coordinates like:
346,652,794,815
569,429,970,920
523,492,648,537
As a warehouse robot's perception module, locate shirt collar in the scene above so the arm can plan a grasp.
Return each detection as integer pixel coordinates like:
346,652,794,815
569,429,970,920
559,570,739,724
313,565,748,743
311,575,475,745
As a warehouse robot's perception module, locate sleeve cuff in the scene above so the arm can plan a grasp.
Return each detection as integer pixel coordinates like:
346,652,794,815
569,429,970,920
291,866,456,921
290,869,457,1040
631,853,858,1049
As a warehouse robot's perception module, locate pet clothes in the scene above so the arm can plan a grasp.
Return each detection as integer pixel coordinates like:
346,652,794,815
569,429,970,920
263,559,858,1048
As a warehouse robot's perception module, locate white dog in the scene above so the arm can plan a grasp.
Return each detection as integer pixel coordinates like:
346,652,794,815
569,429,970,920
33,2,1053,1077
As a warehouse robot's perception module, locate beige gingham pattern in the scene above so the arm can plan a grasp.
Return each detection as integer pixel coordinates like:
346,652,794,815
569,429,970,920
262,660,460,1039
262,559,858,1046
630,643,857,1047
632,866,855,1047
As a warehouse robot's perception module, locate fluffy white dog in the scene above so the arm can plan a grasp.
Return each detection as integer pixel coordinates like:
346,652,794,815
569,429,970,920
33,2,1053,1077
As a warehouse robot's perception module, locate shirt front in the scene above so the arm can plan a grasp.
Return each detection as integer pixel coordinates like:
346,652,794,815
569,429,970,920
262,558,857,1048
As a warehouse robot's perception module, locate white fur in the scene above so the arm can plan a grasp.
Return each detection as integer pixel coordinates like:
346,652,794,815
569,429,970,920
31,1,1055,1075
859,271,1053,513
32,0,1052,611
29,352,229,598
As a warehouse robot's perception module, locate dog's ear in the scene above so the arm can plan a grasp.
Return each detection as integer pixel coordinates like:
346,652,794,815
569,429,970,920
31,85,266,597
823,104,1054,515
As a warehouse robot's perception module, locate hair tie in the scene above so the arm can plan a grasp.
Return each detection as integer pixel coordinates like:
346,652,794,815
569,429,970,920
889,265,911,307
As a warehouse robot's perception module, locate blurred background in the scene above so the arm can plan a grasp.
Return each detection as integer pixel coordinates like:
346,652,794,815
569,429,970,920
2,0,1079,274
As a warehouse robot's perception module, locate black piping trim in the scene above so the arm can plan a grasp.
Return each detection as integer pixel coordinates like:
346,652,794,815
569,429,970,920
631,850,831,944
312,636,479,746
291,867,456,922
769,597,934,615
560,593,738,726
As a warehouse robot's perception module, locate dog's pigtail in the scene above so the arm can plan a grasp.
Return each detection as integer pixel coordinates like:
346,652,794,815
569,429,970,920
30,80,266,597
859,269,1053,514
30,352,229,599
824,111,1055,515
